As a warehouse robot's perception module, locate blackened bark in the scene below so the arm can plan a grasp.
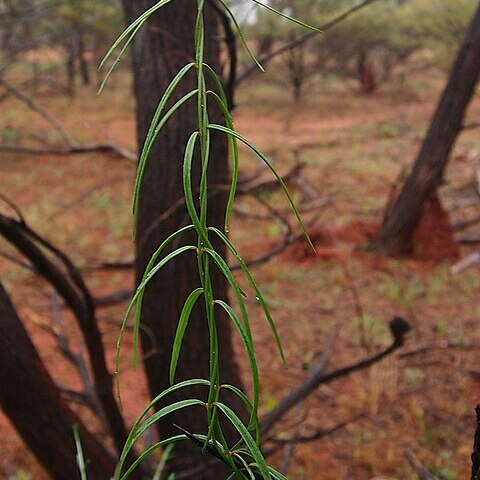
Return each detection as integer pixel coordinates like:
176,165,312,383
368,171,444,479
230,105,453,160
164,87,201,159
121,1,244,477
0,282,116,480
376,1,480,255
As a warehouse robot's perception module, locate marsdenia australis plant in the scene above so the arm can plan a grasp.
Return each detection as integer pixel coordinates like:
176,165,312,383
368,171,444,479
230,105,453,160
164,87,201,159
100,1,318,478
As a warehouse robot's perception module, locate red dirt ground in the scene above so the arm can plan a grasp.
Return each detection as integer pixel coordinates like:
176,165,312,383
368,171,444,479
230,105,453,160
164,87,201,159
1,74,480,480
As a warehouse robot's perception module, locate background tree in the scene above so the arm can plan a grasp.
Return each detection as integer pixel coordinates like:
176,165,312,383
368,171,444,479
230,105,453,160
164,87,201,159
0,0,122,94
247,0,476,96
120,0,244,477
375,0,480,255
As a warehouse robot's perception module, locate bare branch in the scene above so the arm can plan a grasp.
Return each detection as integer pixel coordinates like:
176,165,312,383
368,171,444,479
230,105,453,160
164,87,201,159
453,214,480,232
0,74,74,146
451,252,480,274
261,317,411,434
0,210,138,468
405,449,438,480
0,75,136,161
265,413,365,457
47,292,101,416
0,247,34,271
0,141,136,161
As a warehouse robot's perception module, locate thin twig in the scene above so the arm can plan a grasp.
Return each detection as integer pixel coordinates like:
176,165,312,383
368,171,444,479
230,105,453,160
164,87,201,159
405,449,438,480
0,75,136,161
0,247,34,271
0,142,136,161
0,211,137,467
48,291,101,414
261,317,411,434
0,74,74,146
264,413,365,458
453,215,480,231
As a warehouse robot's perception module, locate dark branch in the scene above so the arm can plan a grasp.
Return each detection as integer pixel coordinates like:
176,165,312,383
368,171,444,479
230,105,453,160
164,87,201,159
0,211,140,474
0,74,74,145
0,141,136,161
261,317,411,434
264,413,365,457
405,449,438,480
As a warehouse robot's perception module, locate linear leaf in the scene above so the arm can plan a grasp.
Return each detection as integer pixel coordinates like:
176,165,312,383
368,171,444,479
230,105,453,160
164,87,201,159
216,0,264,72
115,244,196,402
209,123,314,251
209,226,285,363
215,300,259,430
251,0,322,32
118,436,184,480
215,402,271,480
170,288,204,384
134,88,198,234
117,380,210,475
182,131,205,240
206,89,239,233
134,399,205,441
73,425,87,480
99,0,174,90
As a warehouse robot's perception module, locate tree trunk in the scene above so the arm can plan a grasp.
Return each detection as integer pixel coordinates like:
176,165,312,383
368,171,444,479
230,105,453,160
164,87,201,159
376,1,480,255
121,1,244,477
0,282,116,480
78,31,91,86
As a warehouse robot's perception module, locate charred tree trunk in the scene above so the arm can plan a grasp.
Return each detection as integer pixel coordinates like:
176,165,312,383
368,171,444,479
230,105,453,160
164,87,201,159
0,282,116,480
121,1,244,477
376,2,480,255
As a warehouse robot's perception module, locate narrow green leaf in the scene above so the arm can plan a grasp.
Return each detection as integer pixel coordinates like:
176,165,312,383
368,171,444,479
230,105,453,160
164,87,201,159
133,88,198,234
209,226,286,364
235,454,258,480
182,131,209,245
220,384,253,416
215,300,259,430
152,443,175,480
215,0,265,72
118,436,184,480
132,245,196,366
251,0,322,32
203,248,249,331
215,402,272,480
73,425,87,480
268,467,289,480
117,380,210,476
208,123,314,251
98,23,142,94
170,288,204,384
115,243,196,404
134,399,205,442
99,0,175,90
206,90,239,233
